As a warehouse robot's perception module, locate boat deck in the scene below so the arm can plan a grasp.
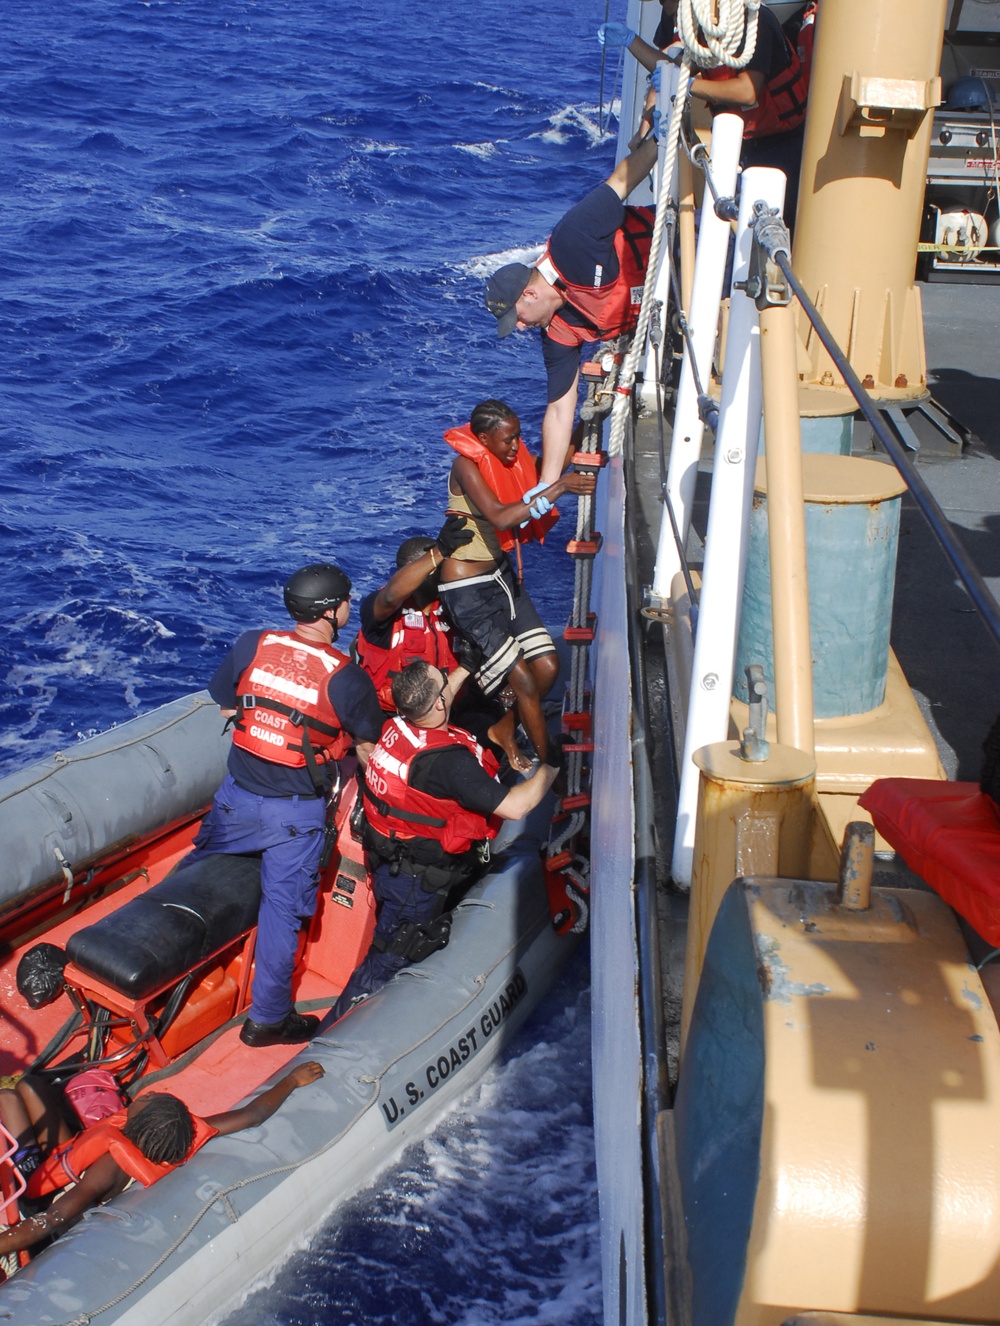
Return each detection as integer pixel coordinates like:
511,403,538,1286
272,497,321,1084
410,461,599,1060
0,828,348,1116
630,277,1000,1083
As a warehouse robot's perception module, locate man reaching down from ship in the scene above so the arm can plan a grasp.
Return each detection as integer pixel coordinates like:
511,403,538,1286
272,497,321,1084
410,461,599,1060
329,659,562,1020
192,564,384,1048
484,136,658,485
0,1062,323,1259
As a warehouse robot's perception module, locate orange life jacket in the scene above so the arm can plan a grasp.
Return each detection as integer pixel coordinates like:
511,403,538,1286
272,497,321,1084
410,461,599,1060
794,3,817,92
540,206,655,350
702,18,809,139
356,602,461,712
25,1109,218,1197
232,630,353,773
363,717,501,856
443,423,558,549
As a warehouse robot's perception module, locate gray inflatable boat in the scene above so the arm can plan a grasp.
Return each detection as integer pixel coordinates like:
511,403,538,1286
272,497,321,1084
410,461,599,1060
0,695,579,1326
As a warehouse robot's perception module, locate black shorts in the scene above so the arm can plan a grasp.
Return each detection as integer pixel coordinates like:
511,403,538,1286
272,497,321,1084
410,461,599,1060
438,559,554,696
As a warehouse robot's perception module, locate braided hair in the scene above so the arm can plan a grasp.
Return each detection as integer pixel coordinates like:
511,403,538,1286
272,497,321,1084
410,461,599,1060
122,1093,194,1165
469,399,517,437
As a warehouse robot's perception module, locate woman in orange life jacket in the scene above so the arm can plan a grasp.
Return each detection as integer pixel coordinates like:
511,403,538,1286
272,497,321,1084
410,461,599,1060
437,399,595,768
0,1061,323,1259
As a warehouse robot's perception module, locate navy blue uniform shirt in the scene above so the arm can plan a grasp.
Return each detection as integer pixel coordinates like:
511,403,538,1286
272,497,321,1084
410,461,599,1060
540,182,625,403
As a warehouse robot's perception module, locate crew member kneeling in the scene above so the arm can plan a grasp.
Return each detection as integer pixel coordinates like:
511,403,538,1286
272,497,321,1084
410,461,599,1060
331,659,561,1019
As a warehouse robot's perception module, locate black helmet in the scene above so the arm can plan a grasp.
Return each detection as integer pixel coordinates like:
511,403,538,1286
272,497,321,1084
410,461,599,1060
283,563,352,623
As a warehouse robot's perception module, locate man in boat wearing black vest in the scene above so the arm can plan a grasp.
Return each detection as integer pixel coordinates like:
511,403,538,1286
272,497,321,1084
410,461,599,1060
483,135,658,487
193,564,384,1048
329,659,561,1020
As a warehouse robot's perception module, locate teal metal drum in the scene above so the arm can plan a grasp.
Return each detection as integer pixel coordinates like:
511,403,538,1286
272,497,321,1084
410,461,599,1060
734,454,907,719
759,392,855,456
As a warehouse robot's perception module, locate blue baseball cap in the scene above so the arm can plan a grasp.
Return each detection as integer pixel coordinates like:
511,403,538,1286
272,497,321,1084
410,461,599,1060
485,263,532,338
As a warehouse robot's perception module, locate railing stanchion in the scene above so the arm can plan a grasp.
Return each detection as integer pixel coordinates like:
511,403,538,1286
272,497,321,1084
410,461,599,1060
670,166,788,889
758,278,815,757
651,112,743,601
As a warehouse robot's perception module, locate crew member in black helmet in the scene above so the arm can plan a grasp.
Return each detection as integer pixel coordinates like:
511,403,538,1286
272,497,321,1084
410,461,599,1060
191,564,384,1047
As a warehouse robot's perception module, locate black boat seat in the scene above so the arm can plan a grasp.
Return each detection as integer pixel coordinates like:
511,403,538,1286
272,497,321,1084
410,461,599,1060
66,853,262,1000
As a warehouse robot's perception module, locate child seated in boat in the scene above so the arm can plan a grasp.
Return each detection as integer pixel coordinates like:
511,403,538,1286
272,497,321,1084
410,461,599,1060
436,398,595,767
0,1061,323,1261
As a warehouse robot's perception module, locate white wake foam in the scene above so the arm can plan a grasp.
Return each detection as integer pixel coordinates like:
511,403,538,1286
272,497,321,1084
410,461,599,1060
457,244,545,279
534,102,620,148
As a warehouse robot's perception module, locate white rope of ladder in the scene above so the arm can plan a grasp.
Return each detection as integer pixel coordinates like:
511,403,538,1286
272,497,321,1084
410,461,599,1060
606,0,761,460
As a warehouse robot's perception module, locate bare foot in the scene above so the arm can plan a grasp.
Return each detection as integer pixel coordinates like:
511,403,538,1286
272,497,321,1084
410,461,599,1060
488,720,533,773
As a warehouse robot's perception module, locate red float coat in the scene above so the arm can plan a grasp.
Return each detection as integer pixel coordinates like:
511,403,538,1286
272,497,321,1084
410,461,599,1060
444,424,558,549
701,24,809,138
26,1110,218,1198
538,206,654,350
231,630,353,771
356,602,461,713
363,717,501,856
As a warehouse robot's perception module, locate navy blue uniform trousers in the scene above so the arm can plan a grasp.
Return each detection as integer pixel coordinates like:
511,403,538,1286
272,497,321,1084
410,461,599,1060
331,860,442,1019
189,774,326,1026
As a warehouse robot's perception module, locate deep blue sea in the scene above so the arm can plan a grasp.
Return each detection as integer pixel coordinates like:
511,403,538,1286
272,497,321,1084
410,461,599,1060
1,0,615,1319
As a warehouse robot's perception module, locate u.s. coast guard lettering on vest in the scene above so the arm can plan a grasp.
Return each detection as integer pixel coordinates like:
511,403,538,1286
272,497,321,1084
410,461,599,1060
380,968,527,1129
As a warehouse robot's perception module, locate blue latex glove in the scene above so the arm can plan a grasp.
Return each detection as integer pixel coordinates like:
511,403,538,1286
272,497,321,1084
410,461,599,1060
520,482,548,527
649,65,662,93
529,493,553,519
651,108,664,140
598,21,636,48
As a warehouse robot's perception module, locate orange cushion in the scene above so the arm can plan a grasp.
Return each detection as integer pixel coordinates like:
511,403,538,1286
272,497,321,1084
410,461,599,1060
859,778,1000,947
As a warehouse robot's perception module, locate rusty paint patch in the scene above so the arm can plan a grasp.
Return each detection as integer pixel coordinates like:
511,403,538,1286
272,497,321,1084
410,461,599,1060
755,934,832,1004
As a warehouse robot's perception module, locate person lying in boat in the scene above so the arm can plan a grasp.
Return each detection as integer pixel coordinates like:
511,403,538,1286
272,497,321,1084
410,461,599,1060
0,1061,323,1260
192,564,384,1049
329,660,563,1020
483,136,658,485
436,399,594,768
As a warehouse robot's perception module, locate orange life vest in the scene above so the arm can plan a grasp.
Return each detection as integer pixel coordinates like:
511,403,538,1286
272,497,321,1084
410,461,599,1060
26,1109,218,1197
540,206,655,350
232,630,353,772
363,717,501,856
356,602,461,713
443,423,558,549
793,3,817,92
702,18,809,139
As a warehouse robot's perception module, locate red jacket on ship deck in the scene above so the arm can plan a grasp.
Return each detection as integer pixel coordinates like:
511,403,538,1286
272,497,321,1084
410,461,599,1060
701,8,811,139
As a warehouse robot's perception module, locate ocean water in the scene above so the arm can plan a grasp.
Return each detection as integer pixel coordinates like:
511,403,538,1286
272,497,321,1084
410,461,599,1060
1,0,614,1318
